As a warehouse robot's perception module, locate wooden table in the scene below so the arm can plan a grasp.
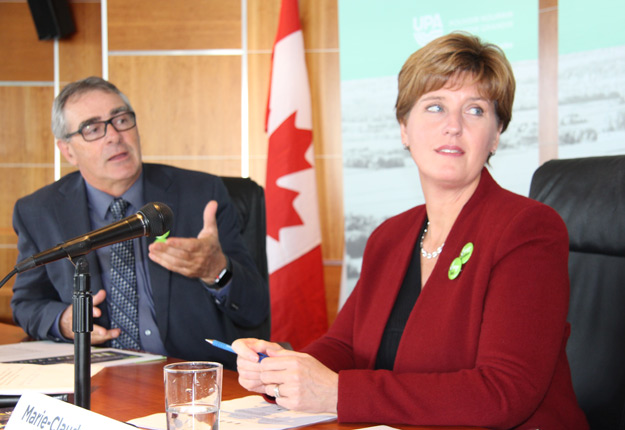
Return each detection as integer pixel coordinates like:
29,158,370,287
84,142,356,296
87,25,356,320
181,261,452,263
91,360,483,430
0,322,28,345
1,323,483,429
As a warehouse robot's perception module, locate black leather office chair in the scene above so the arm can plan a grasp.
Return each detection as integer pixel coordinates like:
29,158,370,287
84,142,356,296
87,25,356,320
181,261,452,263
529,155,625,430
220,176,269,284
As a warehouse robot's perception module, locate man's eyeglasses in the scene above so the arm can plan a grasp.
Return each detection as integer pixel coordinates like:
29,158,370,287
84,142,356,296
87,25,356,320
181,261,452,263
64,111,137,142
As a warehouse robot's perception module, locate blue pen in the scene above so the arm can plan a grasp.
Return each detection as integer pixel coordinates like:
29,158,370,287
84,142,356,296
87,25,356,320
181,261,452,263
205,339,268,361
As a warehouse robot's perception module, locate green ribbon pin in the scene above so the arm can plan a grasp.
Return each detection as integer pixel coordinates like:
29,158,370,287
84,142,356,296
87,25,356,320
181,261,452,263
448,242,474,280
460,242,473,264
448,258,463,280
154,231,170,243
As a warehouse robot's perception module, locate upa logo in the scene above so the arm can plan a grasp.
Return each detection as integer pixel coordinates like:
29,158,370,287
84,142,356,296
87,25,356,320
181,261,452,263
412,14,444,47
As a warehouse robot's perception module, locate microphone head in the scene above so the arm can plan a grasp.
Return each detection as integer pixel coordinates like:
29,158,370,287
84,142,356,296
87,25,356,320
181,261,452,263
139,202,174,237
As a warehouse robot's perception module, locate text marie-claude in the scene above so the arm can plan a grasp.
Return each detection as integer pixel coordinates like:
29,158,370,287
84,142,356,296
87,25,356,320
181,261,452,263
21,405,81,430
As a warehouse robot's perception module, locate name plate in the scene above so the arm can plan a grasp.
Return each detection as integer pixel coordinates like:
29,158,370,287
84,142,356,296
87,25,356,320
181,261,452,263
7,392,134,430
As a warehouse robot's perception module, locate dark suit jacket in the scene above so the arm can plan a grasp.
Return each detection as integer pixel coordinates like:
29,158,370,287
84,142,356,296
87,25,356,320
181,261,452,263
11,163,270,369
304,169,588,429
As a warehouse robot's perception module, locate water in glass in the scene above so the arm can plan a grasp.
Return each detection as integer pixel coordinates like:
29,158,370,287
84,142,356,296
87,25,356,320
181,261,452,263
166,403,218,430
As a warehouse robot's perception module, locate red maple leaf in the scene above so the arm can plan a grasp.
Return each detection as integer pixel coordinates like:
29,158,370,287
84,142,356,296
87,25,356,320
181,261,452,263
265,112,313,240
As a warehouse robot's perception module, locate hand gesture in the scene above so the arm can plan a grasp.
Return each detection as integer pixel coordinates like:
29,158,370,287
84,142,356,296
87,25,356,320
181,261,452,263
148,200,227,283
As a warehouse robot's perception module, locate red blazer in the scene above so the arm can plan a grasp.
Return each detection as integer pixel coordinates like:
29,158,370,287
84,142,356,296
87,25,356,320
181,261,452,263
305,169,588,430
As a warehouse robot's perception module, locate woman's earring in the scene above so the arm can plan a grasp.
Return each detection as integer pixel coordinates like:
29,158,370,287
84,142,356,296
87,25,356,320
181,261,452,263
403,143,409,151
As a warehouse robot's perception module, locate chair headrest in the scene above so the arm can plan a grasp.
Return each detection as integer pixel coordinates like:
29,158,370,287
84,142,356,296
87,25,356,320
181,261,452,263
529,155,625,256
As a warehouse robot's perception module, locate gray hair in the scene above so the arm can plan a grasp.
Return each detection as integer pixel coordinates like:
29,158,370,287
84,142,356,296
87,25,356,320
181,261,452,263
51,76,134,140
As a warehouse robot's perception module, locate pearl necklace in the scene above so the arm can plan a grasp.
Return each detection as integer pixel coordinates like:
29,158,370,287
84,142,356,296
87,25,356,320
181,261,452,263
420,221,444,259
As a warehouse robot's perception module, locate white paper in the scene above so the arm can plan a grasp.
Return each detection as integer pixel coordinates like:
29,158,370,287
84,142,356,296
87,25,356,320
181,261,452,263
128,395,337,430
0,363,103,395
0,340,165,367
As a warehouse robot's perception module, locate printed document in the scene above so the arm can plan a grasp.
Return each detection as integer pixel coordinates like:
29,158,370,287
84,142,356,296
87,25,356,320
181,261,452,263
128,395,337,430
0,340,164,367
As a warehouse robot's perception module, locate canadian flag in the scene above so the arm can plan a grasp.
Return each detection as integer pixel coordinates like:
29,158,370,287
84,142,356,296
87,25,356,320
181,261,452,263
265,0,328,350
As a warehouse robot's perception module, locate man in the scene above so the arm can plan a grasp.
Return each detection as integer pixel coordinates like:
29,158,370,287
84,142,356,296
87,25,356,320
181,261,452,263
11,76,270,369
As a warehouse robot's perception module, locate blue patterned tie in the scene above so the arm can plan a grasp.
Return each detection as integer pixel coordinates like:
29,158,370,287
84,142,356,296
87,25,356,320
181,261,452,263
108,198,141,350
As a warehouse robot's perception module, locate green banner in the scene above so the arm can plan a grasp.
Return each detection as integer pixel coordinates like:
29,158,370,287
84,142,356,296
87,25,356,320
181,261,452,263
338,0,538,80
559,0,625,54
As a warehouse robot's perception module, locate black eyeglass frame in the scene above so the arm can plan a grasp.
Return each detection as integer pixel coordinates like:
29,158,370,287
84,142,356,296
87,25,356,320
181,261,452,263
64,111,137,142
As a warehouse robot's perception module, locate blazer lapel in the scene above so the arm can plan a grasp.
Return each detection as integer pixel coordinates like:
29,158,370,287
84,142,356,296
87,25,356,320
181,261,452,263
142,164,177,340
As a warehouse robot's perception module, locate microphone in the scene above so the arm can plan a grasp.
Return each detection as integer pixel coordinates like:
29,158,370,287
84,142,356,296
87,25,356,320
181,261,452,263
14,202,173,273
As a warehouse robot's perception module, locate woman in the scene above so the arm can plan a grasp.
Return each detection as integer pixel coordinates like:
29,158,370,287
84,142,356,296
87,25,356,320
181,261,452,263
233,32,589,429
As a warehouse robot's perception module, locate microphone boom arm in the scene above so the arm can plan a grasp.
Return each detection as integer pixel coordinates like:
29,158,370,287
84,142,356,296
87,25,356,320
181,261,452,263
13,202,172,274
14,215,148,273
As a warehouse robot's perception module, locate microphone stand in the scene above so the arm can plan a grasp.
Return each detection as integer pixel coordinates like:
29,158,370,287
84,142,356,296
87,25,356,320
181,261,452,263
0,257,91,409
72,256,92,409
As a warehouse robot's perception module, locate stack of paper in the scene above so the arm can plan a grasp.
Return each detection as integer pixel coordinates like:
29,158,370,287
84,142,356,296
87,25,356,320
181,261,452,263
129,395,337,430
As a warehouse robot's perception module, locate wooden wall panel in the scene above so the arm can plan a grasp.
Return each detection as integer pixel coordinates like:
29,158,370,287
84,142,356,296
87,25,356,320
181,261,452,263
0,243,18,324
0,3,54,81
108,55,242,176
58,2,102,82
0,86,56,228
247,0,280,51
307,52,342,156
0,165,53,250
316,155,343,256
0,165,56,231
247,0,340,51
60,164,78,178
539,0,559,163
247,52,271,183
0,87,55,163
246,0,279,188
300,0,339,51
307,52,343,262
323,263,342,325
540,0,558,9
108,0,241,50
143,159,243,179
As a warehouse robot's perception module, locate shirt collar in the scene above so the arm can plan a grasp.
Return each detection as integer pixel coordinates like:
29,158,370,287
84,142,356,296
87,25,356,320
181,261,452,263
84,172,145,219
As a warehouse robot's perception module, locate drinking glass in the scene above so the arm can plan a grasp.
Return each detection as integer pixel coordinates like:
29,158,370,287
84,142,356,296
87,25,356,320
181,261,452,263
164,361,223,430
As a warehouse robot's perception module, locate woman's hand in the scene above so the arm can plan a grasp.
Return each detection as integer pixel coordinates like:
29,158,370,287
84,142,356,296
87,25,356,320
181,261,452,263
259,349,338,414
233,338,338,414
233,338,283,394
